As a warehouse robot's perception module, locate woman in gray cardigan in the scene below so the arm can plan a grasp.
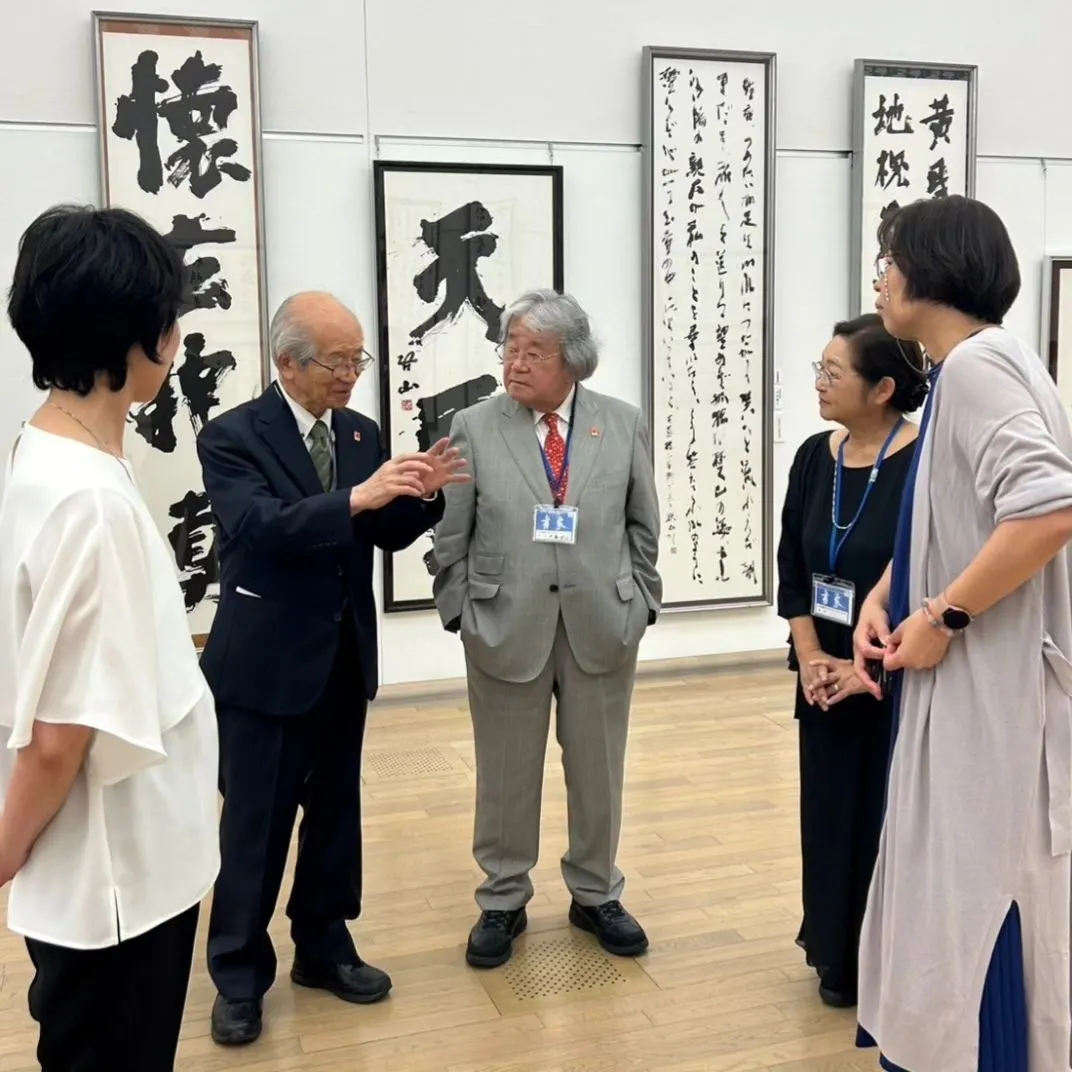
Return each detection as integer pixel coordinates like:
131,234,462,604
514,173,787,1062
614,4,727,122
852,195,1072,1072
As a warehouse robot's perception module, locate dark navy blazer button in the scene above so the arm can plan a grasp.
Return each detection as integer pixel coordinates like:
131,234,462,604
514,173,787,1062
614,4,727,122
334,611,343,622
549,584,559,593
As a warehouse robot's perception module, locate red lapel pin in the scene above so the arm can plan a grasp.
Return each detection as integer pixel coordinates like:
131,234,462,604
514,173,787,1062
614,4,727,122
354,431,361,442
590,427,600,436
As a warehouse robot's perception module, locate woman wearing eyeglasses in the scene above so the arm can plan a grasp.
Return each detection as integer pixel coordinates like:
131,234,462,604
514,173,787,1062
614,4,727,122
776,314,927,1008
853,195,1072,1072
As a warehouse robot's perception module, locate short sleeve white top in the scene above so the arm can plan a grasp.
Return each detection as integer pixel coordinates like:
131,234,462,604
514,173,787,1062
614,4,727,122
0,425,220,949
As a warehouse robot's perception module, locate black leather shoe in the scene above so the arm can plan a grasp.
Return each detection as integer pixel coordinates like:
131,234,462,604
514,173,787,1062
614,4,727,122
290,957,392,1004
569,900,649,956
818,969,857,1008
465,908,527,968
211,994,262,1046
819,982,857,1007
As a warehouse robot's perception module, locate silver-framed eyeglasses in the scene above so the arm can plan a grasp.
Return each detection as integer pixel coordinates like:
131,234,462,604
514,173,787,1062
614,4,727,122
496,343,559,365
875,254,893,279
811,361,843,386
309,349,375,377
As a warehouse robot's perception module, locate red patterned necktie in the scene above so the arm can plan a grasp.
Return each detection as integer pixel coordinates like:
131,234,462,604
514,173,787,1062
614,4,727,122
543,413,568,504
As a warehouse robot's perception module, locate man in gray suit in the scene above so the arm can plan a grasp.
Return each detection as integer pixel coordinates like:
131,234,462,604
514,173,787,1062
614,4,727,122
433,289,661,968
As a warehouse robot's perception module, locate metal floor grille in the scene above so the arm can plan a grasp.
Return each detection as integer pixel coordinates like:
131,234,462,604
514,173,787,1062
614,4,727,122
363,748,454,778
478,929,656,1012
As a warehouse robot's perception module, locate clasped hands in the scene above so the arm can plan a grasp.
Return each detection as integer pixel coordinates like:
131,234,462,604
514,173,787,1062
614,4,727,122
350,438,470,512
800,653,869,710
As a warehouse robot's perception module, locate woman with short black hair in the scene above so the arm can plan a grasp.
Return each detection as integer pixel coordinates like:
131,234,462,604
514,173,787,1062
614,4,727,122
853,194,1072,1071
0,204,219,1070
777,314,926,1008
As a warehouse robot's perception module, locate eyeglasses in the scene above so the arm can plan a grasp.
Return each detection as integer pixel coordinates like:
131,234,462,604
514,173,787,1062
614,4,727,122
496,343,559,365
875,254,893,278
308,349,375,378
811,361,844,385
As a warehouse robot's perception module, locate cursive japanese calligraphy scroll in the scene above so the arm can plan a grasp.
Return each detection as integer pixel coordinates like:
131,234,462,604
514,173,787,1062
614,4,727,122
373,160,563,612
642,47,776,610
850,60,977,314
94,12,269,644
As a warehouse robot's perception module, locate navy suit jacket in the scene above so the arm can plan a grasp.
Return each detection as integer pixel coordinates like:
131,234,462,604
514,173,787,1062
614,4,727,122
196,385,444,715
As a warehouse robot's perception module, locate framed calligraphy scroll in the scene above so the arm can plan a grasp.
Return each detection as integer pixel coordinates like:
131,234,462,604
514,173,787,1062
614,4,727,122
93,11,269,645
1042,257,1072,402
373,160,564,612
850,59,978,314
642,46,777,610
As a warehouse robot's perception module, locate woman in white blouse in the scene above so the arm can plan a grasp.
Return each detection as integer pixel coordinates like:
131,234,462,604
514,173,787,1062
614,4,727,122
0,205,220,1069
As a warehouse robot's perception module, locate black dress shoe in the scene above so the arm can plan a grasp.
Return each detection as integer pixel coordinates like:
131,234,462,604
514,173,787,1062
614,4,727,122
465,908,527,968
819,982,857,1008
290,957,392,1004
569,900,649,956
818,968,857,1008
211,994,262,1046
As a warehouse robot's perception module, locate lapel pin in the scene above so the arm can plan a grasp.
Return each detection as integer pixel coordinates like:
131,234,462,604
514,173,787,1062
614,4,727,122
353,431,362,442
590,427,600,437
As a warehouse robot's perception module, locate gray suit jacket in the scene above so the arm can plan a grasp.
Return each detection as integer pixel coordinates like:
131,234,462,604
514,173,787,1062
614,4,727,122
432,384,662,684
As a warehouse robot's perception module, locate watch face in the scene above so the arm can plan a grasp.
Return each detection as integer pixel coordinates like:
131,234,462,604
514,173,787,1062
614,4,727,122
942,607,971,630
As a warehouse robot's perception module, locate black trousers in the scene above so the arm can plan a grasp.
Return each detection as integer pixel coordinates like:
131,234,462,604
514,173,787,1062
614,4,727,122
26,904,199,1072
207,626,368,1001
796,688,892,993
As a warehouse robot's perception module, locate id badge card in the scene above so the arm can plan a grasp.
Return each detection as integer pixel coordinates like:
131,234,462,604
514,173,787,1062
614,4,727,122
533,504,578,544
811,574,855,626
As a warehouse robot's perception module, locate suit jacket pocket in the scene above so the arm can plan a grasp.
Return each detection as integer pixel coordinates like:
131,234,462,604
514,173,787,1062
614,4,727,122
471,552,504,577
616,575,635,602
468,579,501,600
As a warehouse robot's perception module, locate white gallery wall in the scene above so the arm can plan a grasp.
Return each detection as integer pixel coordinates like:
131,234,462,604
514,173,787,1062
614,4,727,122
0,0,1068,687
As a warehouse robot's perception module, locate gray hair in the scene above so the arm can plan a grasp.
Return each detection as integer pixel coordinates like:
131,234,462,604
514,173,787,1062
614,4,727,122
500,288,599,380
269,294,319,366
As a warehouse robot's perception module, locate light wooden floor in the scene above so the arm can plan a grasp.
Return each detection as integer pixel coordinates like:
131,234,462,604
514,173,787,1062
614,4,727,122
0,663,882,1071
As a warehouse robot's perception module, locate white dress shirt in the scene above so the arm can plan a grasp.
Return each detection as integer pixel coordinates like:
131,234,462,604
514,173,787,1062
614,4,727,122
278,382,334,458
0,426,219,949
533,385,575,447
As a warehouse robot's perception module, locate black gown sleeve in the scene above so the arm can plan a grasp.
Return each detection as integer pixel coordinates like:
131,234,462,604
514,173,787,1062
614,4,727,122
777,435,821,621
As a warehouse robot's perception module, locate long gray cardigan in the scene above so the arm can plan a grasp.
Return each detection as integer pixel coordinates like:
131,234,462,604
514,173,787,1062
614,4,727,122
858,327,1072,1072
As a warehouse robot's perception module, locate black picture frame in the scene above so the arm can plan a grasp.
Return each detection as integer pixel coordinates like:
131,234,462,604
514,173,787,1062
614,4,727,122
1043,256,1072,384
372,159,565,613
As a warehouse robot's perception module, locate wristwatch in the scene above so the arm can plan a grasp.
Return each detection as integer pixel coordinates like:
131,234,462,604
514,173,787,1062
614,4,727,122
922,596,972,635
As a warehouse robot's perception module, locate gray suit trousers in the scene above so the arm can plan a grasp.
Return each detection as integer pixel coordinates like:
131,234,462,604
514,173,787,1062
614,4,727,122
465,615,638,910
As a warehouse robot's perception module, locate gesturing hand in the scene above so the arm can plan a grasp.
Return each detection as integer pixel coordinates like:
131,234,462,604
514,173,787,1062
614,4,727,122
350,455,433,513
420,437,470,496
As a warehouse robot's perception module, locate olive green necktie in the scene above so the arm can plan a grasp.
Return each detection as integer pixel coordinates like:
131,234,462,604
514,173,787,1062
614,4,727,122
308,421,333,492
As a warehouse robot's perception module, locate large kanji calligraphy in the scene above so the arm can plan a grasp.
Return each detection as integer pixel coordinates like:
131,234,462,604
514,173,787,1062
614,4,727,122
373,162,562,611
96,15,267,640
852,61,976,313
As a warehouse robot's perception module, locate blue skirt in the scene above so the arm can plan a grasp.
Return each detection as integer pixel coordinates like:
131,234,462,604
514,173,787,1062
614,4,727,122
856,901,1027,1071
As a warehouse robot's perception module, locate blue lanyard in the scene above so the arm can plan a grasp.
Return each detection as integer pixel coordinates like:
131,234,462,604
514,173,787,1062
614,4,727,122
539,391,577,507
828,417,904,575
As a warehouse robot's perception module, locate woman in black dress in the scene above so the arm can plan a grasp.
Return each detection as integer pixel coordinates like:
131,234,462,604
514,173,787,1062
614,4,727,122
777,314,927,1008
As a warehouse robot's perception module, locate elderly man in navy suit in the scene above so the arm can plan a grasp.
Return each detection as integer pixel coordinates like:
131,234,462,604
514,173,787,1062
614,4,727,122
196,291,466,1046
